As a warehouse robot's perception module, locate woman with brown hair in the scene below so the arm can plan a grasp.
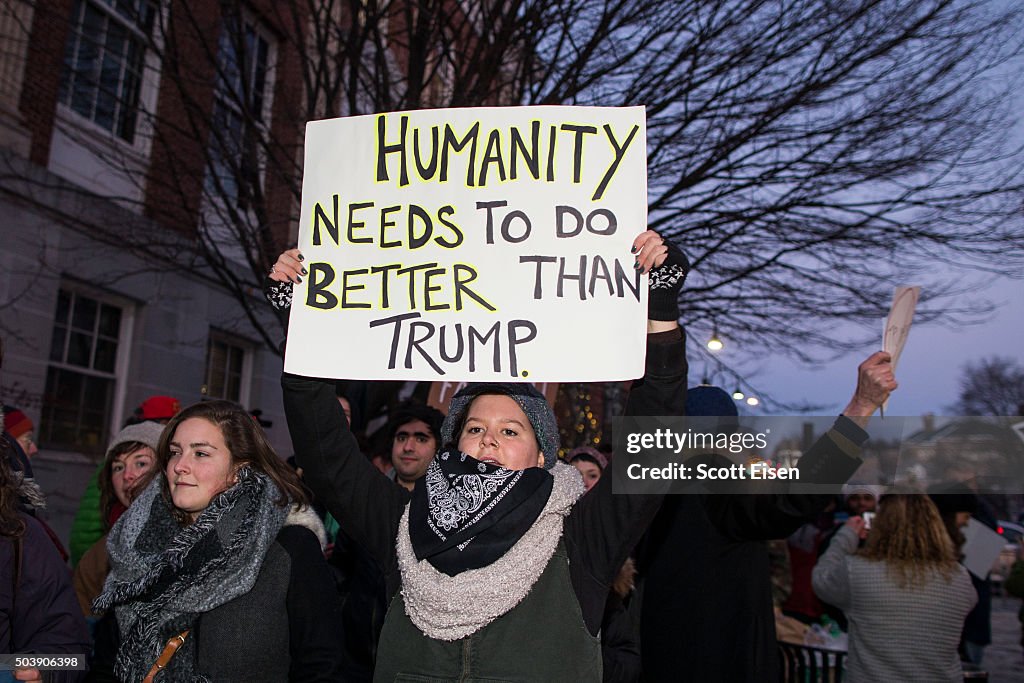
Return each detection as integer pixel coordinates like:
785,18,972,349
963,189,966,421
813,494,977,682
88,400,345,682
73,421,163,618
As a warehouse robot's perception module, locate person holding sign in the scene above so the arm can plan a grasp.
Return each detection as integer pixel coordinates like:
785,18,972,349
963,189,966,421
278,230,687,682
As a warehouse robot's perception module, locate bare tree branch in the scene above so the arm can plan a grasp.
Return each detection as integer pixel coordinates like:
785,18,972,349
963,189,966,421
9,0,1024,365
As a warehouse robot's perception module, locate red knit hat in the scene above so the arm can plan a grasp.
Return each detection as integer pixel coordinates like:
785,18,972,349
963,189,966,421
140,395,181,421
4,408,33,439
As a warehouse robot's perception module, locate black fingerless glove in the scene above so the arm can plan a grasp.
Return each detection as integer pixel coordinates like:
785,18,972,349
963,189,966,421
265,277,293,311
647,242,690,321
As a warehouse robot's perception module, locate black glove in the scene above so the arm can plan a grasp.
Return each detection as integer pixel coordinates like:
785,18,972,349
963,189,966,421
647,242,690,321
265,277,293,311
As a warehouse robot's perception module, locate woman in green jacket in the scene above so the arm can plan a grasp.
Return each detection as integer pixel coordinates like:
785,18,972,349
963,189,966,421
276,230,689,681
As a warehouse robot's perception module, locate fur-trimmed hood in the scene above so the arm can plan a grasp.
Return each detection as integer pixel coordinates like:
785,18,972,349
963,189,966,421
285,504,327,551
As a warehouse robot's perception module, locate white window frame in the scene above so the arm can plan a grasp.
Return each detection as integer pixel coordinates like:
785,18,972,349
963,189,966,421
50,0,166,207
201,330,253,407
56,0,163,152
42,281,135,452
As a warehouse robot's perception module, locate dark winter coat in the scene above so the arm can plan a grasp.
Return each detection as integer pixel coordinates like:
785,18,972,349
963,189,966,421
282,330,686,681
88,523,344,682
638,420,868,683
1,513,90,683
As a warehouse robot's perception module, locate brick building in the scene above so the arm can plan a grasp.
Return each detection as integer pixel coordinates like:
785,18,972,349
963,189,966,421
0,0,308,543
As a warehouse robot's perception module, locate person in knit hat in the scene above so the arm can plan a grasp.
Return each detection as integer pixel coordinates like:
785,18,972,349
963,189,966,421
280,229,690,681
3,407,37,459
567,446,609,492
72,421,164,618
813,482,884,631
69,396,181,563
842,482,882,517
100,422,166,527
137,395,181,424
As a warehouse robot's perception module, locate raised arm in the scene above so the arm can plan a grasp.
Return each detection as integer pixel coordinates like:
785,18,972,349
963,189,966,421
564,230,688,635
273,249,409,573
705,352,897,541
811,519,861,609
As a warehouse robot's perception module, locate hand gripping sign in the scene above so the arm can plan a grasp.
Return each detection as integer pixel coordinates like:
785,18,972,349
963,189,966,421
285,106,649,382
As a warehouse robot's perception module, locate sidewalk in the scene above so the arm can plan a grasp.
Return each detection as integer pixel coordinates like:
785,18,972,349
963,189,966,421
985,595,1023,682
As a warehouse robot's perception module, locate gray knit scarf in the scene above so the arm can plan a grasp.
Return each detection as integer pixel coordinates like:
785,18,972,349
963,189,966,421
95,466,288,682
397,462,584,641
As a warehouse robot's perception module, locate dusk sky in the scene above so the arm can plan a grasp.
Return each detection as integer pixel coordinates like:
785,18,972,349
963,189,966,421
723,274,1024,417
721,38,1024,419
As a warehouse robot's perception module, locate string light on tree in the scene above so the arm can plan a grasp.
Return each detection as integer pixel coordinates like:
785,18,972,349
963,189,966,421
707,324,724,351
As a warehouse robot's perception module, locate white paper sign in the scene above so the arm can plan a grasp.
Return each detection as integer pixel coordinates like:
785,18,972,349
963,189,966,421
881,286,920,411
961,517,1005,579
285,106,649,381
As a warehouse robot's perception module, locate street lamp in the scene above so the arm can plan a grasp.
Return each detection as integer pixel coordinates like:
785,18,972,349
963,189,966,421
746,396,760,407
707,324,723,351
732,387,745,400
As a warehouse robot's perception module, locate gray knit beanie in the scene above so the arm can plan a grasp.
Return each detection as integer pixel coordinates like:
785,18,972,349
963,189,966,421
106,421,164,459
441,383,560,469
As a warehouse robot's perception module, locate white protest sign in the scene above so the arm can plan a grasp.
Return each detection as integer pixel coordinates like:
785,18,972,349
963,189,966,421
961,517,1004,579
285,106,649,382
881,285,920,412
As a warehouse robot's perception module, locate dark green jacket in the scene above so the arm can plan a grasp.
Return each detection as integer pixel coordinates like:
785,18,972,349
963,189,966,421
282,330,686,681
375,540,600,683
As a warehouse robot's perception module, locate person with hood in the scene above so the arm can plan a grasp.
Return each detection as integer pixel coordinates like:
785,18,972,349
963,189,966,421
277,230,689,681
929,482,994,667
87,400,345,682
636,370,896,683
567,445,642,683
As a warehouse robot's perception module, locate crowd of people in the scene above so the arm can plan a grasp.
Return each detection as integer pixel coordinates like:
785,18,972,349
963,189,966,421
0,230,1015,682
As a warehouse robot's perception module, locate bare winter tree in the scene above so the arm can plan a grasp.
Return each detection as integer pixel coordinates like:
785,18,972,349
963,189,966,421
7,0,1024,360
952,355,1024,415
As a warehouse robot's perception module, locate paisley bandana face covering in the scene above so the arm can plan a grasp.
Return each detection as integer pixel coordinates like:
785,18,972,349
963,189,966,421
409,449,553,576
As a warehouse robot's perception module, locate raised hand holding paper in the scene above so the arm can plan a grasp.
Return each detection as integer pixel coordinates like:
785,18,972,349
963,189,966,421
881,286,920,413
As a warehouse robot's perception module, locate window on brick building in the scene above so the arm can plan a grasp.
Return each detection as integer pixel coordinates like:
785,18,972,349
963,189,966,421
206,10,274,207
201,332,250,404
41,287,128,452
58,0,157,143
